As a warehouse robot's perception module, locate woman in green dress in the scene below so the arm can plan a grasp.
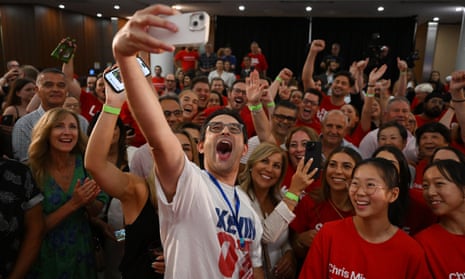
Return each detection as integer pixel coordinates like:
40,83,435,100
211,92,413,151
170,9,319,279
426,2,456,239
28,107,108,278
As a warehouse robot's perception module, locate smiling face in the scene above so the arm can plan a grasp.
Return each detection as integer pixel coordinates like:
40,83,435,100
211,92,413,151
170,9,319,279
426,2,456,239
180,91,199,121
325,152,357,193
341,104,358,129
17,81,37,104
418,132,448,159
94,77,106,101
176,132,194,162
287,130,311,169
49,113,79,153
227,82,247,111
321,111,347,147
422,166,465,217
193,81,210,109
37,72,67,110
331,75,351,98
299,92,319,122
349,164,399,220
198,114,247,178
272,106,297,139
378,126,406,151
251,152,283,191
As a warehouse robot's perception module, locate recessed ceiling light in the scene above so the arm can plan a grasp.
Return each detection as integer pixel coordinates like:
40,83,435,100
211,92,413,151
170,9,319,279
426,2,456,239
58,4,65,9
433,17,440,21
456,7,464,12
377,6,384,12
306,6,312,12
111,17,118,21
172,5,182,10
96,13,102,17
114,5,120,10
238,5,245,11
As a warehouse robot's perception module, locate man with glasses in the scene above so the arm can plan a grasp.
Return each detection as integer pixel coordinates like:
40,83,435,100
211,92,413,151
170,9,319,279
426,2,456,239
130,94,183,178
296,89,322,134
12,68,88,162
164,73,179,95
112,7,264,276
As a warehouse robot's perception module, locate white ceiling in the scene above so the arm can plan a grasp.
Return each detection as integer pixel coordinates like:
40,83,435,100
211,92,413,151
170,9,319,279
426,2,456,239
10,0,465,24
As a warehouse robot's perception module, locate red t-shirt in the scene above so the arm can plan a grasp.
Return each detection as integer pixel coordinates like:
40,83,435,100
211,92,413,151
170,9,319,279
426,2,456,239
80,90,103,121
296,117,321,134
415,224,465,279
316,94,344,121
151,76,165,94
248,52,268,73
290,197,353,234
415,114,439,129
299,217,431,279
402,189,437,235
281,162,321,193
413,159,428,189
120,101,146,147
174,49,199,72
345,124,369,147
202,105,256,138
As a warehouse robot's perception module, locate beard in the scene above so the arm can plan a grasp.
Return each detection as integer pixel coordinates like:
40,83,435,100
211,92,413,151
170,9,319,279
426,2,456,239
424,106,442,118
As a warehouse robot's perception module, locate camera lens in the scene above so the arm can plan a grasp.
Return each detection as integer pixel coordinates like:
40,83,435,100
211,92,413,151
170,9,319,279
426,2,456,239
199,14,204,20
193,21,198,27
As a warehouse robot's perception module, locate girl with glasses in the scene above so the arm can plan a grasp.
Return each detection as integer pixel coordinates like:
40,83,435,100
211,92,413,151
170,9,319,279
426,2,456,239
298,158,430,278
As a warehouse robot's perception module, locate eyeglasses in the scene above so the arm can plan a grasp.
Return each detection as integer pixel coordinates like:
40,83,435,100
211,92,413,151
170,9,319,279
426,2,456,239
348,181,385,196
302,99,319,106
232,88,246,95
273,114,296,122
166,79,175,82
207,122,243,134
164,110,183,117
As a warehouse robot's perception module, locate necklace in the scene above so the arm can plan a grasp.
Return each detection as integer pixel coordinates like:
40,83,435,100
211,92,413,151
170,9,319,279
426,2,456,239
328,199,345,219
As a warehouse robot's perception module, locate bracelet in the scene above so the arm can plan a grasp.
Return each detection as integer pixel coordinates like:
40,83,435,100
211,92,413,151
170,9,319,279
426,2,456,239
367,83,376,87
275,76,283,82
366,93,375,98
285,191,299,202
452,99,465,103
248,103,263,112
266,101,275,108
102,104,121,115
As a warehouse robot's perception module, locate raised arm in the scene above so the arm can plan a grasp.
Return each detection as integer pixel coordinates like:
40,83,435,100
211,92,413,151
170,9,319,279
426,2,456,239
449,71,465,142
60,39,81,100
112,5,184,201
394,58,408,97
362,65,388,132
302,40,325,91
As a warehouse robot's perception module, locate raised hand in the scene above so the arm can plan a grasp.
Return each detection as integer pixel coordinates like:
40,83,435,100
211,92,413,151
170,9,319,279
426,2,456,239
246,70,267,105
369,64,388,84
450,70,465,93
112,5,179,58
310,39,326,54
288,157,318,194
396,57,408,72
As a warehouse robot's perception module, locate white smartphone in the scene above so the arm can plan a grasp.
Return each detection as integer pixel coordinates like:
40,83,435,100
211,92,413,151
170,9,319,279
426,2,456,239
148,12,210,47
104,57,151,93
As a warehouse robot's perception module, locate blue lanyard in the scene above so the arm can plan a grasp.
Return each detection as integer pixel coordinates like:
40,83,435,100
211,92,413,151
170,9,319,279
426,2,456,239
206,171,245,248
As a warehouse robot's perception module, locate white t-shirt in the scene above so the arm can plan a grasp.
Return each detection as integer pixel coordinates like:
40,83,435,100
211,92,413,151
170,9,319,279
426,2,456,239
155,157,263,279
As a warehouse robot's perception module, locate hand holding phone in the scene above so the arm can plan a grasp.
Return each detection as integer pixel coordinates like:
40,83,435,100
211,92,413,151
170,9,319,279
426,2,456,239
104,57,151,93
304,141,322,179
148,12,210,47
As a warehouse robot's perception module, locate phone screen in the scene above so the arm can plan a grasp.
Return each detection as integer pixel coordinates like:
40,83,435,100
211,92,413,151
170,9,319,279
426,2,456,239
104,57,151,93
304,141,322,178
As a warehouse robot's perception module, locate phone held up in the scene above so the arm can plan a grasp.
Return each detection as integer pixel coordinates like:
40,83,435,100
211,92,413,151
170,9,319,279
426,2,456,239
104,57,151,93
148,11,210,46
304,141,322,179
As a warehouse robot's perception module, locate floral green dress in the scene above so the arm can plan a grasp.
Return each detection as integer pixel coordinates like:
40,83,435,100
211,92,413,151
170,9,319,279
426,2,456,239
29,156,108,279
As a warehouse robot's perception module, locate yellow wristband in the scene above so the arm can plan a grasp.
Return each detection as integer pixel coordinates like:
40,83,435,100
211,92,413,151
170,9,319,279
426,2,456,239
285,191,299,202
103,104,121,115
275,76,283,82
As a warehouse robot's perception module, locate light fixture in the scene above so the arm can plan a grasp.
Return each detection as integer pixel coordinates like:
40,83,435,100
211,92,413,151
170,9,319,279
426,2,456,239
377,6,384,12
58,4,65,9
238,5,245,11
172,5,182,10
96,13,102,17
114,5,120,10
456,7,464,12
306,6,312,12
433,17,440,21
111,17,118,21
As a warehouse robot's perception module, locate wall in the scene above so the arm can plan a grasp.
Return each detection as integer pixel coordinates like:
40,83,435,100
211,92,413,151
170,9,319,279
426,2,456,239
0,4,120,76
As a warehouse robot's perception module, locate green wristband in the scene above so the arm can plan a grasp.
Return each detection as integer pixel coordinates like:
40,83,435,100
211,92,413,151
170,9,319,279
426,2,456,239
248,103,263,112
103,104,121,115
285,191,299,202
266,101,276,108
275,76,283,82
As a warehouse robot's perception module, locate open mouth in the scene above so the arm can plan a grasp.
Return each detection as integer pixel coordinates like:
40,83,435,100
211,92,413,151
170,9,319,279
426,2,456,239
216,140,232,160
234,97,244,104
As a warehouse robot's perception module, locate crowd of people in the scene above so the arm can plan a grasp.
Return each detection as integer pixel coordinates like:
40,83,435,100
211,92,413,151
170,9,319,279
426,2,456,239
1,3,465,279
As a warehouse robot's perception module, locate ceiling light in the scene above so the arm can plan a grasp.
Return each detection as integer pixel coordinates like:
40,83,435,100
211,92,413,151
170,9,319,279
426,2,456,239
172,5,182,10
456,7,464,12
58,4,65,9
377,6,384,12
238,5,245,11
306,6,312,12
96,13,102,17
111,17,118,21
433,17,440,21
113,5,120,10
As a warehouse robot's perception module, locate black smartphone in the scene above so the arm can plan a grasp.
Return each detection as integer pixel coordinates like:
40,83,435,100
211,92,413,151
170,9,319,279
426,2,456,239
304,141,322,178
104,57,151,93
